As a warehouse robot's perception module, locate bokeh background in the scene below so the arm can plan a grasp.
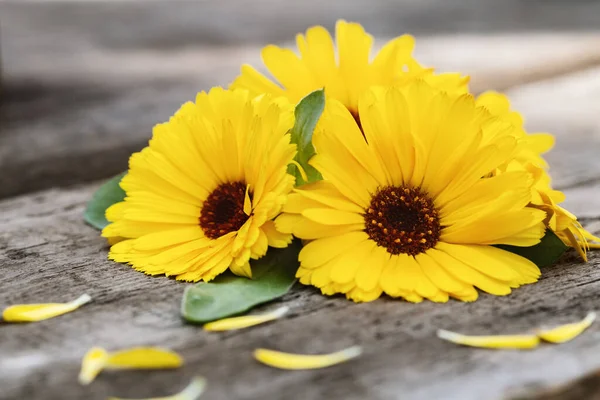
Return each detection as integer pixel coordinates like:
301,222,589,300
1,0,599,198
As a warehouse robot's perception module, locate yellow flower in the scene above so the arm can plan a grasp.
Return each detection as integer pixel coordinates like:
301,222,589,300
475,92,554,168
525,162,600,260
276,82,547,303
231,20,468,121
476,91,600,258
102,88,296,282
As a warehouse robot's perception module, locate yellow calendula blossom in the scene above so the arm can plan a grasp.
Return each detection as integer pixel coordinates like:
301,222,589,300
231,20,468,121
276,82,548,303
102,88,297,281
476,91,600,258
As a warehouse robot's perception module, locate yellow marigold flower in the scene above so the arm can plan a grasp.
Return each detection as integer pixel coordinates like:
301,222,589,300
102,88,296,281
472,91,600,258
475,92,555,169
276,82,547,303
520,162,600,260
231,20,468,121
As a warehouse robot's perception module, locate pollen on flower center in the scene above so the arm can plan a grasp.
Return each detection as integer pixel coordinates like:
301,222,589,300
200,181,250,239
364,186,441,256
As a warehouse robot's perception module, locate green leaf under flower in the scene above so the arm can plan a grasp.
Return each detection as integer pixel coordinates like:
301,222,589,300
497,229,568,268
288,89,325,186
84,172,126,230
181,240,302,324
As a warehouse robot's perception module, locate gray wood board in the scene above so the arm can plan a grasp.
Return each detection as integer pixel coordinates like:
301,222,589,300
0,182,600,400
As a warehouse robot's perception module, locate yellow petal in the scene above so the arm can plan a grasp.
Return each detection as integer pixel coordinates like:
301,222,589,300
3,293,92,322
537,312,596,343
203,306,289,331
253,346,362,370
229,261,253,279
79,347,110,385
106,347,183,370
437,329,539,349
79,347,183,385
243,184,252,216
107,376,207,400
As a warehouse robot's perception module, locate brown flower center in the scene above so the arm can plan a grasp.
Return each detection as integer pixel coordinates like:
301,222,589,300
199,181,251,239
364,186,441,256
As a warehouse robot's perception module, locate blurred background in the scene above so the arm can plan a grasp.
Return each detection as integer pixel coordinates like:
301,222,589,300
1,0,600,199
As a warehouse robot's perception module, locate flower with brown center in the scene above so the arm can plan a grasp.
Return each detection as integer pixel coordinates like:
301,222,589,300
102,88,297,281
276,82,546,303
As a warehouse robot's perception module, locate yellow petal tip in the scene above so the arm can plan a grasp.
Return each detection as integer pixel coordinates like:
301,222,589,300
537,312,596,343
79,347,109,385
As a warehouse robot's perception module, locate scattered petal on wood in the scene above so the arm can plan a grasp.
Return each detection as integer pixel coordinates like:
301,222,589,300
2,294,92,322
537,312,596,343
253,346,362,370
79,347,183,385
203,306,289,331
105,347,183,370
107,376,207,400
437,329,540,349
79,347,110,385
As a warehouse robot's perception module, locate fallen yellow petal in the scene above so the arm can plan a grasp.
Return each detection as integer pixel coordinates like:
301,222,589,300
107,376,207,400
537,312,596,343
79,347,110,385
253,346,362,370
437,329,539,349
3,293,92,322
203,306,289,332
106,347,183,370
79,347,183,385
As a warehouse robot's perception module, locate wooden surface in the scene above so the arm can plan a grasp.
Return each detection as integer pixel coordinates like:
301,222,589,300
2,2,600,400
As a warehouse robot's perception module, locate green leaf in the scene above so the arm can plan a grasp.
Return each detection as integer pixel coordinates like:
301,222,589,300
288,89,325,186
181,240,302,324
84,172,127,230
497,229,568,268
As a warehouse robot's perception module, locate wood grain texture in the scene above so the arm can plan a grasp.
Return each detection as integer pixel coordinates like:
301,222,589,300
2,2,600,399
0,183,599,400
1,67,600,400
2,1,600,198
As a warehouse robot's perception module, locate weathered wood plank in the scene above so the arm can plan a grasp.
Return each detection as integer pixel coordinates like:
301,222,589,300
0,182,599,400
1,64,600,400
2,1,600,198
